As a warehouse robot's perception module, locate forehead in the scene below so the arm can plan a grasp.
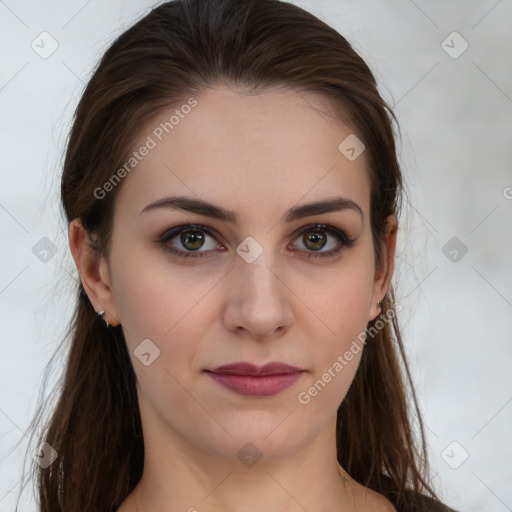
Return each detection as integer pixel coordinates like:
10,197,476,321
113,84,371,225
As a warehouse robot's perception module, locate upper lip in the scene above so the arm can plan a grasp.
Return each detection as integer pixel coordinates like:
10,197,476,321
206,362,304,376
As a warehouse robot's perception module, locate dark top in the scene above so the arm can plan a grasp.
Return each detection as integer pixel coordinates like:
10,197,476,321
394,491,458,512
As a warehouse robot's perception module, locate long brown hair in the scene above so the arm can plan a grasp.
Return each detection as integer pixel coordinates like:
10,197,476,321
17,0,453,510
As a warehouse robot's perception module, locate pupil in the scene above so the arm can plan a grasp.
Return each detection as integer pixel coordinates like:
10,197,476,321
182,231,204,250
305,232,325,250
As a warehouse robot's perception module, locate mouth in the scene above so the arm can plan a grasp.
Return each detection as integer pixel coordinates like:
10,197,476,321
203,362,305,397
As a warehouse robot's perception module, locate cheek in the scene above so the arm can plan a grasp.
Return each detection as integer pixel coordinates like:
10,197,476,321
111,250,225,399
296,245,374,401
111,244,211,338
302,247,375,331
113,261,207,411
296,299,367,416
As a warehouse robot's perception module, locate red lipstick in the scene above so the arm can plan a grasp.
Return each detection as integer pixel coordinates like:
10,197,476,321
204,362,304,397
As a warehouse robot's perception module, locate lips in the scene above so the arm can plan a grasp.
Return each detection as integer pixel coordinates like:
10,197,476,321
208,362,304,376
204,362,305,397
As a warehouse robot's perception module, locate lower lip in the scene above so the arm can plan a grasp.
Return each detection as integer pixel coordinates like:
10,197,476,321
205,371,304,397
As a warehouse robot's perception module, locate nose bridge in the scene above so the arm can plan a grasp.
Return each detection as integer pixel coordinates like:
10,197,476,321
225,233,294,336
235,234,283,302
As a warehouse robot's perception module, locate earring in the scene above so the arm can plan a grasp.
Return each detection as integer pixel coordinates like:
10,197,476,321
97,310,110,328
377,299,381,309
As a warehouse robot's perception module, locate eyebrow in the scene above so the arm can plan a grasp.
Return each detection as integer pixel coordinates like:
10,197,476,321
140,195,363,223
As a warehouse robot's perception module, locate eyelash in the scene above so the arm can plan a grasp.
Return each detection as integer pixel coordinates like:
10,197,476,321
156,223,355,260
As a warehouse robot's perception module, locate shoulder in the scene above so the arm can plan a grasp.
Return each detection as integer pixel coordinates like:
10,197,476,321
393,491,458,512
350,480,397,512
401,493,458,512
350,481,457,512
369,491,397,512
369,492,397,512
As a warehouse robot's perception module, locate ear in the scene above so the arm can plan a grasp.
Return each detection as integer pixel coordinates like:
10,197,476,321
368,215,398,321
68,218,121,326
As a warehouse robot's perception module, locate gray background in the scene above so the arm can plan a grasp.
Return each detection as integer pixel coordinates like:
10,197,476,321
1,1,511,510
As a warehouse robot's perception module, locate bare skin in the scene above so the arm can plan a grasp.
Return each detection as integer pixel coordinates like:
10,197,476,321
69,84,397,512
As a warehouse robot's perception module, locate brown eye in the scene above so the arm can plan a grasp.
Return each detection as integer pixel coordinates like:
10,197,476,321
180,230,206,251
157,224,222,259
291,224,355,259
302,231,328,251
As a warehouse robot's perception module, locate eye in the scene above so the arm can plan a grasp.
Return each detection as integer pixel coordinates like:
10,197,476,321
157,224,222,258
156,223,355,259
289,223,355,259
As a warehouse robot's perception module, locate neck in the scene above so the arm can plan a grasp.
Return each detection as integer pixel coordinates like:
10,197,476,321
118,421,357,512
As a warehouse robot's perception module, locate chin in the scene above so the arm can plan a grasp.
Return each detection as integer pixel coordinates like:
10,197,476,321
193,418,318,464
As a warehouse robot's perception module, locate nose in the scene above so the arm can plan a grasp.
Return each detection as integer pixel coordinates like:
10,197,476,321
222,250,294,341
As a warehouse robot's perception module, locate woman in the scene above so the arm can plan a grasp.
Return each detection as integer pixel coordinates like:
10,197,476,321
22,0,457,510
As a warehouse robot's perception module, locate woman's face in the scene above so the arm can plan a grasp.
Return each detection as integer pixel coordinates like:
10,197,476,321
80,84,396,464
